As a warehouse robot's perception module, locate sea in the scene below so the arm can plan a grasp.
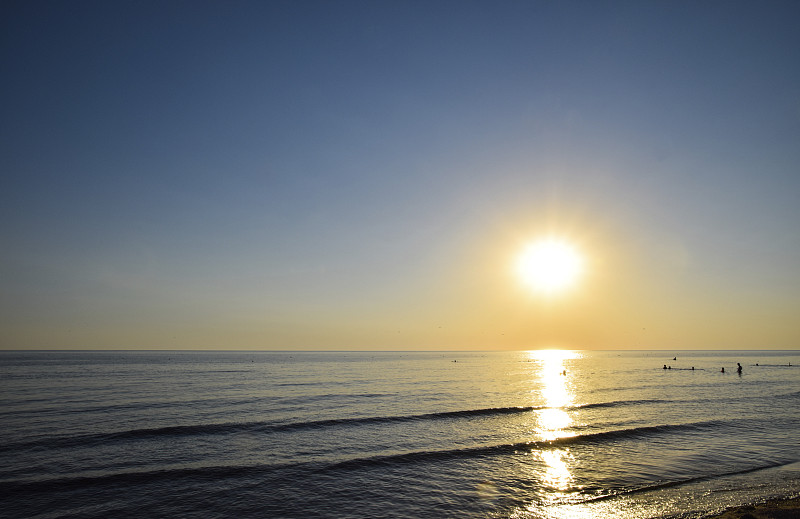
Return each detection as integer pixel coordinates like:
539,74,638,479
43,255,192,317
1,349,798,519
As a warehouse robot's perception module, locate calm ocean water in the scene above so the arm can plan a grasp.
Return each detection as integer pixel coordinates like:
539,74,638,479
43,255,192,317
1,350,798,519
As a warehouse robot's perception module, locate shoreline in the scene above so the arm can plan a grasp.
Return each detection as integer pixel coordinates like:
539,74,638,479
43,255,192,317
703,496,800,518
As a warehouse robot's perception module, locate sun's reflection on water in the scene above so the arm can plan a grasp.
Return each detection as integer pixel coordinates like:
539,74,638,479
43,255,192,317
511,351,646,519
539,449,572,491
528,350,579,507
528,349,578,441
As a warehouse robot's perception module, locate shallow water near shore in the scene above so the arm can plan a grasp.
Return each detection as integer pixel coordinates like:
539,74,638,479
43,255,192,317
1,350,799,518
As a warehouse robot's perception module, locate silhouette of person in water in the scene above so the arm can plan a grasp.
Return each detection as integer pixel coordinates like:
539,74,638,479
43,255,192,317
721,367,725,373
736,363,742,375
663,364,667,370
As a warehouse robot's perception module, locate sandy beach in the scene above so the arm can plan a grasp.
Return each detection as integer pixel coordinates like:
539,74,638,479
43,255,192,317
706,496,800,518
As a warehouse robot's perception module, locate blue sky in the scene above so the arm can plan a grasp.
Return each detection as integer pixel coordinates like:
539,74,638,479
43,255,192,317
2,1,799,349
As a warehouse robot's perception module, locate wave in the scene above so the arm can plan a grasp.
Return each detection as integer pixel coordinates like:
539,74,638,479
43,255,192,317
572,457,800,504
1,420,742,496
315,420,733,474
0,398,723,454
0,405,543,453
574,398,674,409
776,389,800,400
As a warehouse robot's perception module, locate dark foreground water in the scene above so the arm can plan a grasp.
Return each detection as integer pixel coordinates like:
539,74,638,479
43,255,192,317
1,350,799,519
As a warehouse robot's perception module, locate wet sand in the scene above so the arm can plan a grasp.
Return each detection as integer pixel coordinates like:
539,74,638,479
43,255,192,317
706,496,800,518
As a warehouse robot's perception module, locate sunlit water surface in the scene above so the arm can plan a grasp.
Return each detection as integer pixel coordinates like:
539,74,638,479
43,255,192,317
1,350,799,518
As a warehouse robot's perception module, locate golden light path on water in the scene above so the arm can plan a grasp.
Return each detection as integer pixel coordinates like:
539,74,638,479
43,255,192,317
509,350,596,519
518,351,657,519
529,350,578,504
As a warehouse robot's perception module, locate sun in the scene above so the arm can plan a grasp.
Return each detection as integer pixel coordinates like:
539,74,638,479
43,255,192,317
517,238,583,294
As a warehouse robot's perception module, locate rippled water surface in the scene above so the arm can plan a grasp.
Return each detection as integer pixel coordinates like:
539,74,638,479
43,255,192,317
1,350,799,518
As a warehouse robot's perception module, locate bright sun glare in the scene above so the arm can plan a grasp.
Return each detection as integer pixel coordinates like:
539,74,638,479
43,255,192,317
517,238,583,294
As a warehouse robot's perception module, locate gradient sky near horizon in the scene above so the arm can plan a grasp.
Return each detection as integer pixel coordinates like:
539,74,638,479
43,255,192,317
2,1,799,350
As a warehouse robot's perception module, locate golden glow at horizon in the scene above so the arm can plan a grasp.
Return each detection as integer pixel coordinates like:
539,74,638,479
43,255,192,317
517,238,583,294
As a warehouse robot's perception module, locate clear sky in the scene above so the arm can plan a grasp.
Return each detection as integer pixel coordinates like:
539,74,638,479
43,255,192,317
2,1,799,350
